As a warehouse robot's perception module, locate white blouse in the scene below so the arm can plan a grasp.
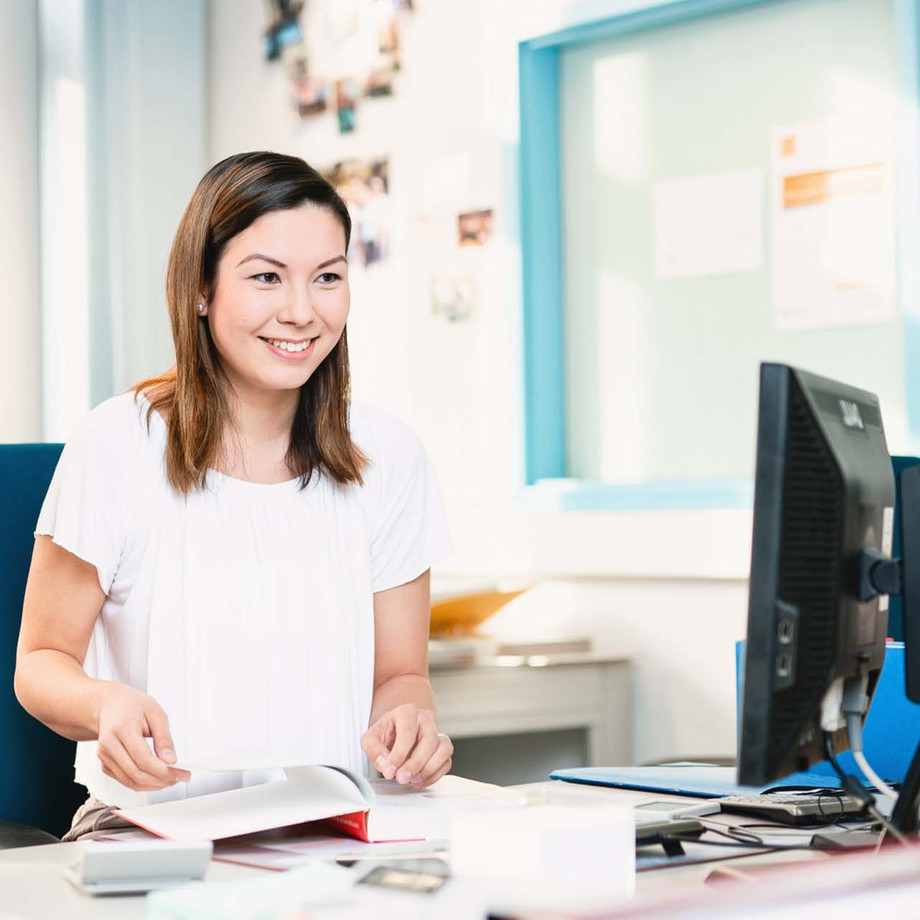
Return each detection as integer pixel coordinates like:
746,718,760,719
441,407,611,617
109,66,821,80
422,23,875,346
35,392,452,808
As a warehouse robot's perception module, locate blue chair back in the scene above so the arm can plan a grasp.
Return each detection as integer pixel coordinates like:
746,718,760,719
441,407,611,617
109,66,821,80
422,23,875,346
0,444,85,836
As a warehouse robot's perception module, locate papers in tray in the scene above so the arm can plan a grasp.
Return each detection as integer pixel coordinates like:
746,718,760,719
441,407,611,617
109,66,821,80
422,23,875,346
115,763,453,844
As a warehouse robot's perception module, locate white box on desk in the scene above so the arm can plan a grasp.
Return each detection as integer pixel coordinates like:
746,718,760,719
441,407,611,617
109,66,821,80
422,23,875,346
450,800,635,908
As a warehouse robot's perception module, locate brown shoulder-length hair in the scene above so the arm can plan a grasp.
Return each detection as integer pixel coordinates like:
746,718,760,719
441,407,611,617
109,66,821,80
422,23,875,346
135,151,367,493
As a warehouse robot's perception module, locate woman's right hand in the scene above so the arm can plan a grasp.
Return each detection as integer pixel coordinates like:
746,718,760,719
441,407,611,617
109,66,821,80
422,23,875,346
95,684,191,791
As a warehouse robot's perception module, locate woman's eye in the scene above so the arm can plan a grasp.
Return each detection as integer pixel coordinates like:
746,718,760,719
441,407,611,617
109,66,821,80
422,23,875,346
316,272,341,284
252,272,280,284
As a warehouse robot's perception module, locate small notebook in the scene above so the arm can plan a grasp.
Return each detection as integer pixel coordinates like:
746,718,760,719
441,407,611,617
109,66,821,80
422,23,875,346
115,764,449,844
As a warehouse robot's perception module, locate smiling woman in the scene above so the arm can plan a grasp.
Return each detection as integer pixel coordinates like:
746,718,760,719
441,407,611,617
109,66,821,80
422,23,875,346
138,153,363,492
13,152,454,841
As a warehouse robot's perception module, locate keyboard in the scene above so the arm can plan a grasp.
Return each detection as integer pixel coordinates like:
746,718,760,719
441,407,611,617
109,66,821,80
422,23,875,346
718,791,867,825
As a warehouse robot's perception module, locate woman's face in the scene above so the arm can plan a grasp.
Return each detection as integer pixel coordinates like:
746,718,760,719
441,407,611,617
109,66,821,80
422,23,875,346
204,204,349,402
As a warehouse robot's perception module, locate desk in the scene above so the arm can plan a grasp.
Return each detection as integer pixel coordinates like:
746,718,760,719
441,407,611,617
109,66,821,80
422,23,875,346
430,654,632,784
0,781,840,920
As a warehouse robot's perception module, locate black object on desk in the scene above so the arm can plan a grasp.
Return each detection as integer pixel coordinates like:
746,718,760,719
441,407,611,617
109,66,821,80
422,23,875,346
635,816,705,857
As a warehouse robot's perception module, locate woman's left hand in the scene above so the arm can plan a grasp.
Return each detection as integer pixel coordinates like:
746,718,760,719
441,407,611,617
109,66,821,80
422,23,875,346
361,703,453,789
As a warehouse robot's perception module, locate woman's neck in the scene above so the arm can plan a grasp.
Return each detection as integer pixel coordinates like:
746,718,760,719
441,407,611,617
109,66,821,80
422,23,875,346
219,387,301,483
231,388,299,443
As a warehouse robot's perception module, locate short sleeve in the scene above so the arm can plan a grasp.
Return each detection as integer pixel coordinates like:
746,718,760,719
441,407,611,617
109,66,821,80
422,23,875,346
35,395,140,594
356,406,453,593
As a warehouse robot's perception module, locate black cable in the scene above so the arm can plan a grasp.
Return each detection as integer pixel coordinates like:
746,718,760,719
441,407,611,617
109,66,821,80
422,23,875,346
698,822,763,845
660,831,815,852
822,732,911,847
815,789,858,828
671,820,819,851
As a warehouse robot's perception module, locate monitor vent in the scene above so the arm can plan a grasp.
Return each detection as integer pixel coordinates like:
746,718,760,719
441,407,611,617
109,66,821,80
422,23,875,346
770,383,843,764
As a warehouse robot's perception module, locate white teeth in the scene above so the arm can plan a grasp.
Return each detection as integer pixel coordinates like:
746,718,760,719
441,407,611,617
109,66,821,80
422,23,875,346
266,338,311,353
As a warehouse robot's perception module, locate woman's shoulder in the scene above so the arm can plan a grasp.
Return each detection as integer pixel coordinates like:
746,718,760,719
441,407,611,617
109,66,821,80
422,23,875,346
74,390,146,433
348,401,425,464
64,391,159,462
83,390,147,425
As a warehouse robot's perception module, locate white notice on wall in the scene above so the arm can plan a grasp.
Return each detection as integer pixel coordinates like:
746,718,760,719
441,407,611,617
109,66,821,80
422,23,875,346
654,167,763,280
771,119,896,331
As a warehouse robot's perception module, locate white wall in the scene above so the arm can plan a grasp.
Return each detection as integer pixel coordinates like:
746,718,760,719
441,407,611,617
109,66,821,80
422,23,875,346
209,0,751,764
0,0,42,442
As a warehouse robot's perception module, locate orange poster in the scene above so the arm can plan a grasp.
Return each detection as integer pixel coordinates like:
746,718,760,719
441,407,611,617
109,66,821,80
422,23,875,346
771,119,895,331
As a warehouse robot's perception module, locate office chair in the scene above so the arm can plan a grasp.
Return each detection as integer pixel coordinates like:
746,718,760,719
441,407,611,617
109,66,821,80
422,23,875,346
0,444,86,847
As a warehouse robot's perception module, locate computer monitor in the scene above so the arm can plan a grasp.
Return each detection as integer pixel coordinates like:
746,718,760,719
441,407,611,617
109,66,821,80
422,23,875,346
738,363,895,787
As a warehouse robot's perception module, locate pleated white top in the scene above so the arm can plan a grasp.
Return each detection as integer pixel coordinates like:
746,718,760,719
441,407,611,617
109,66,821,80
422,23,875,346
35,392,452,808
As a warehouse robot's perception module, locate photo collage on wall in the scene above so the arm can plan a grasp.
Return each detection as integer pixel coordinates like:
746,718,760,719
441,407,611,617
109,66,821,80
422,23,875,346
263,0,413,133
264,1,493,319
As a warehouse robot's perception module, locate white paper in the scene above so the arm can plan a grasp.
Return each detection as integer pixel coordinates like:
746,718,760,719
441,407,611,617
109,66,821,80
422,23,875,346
116,765,368,843
771,118,896,331
654,167,763,279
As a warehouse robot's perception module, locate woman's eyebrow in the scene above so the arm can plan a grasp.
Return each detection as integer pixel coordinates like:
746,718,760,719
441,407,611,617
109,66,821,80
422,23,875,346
316,255,347,270
236,253,287,269
236,254,347,270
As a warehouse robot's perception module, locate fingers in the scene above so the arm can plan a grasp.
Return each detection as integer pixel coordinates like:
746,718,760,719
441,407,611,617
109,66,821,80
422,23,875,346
364,705,452,787
96,689,190,791
414,754,452,790
123,728,190,786
410,733,453,789
97,734,180,791
144,700,178,766
395,722,441,785
382,705,426,778
361,723,392,773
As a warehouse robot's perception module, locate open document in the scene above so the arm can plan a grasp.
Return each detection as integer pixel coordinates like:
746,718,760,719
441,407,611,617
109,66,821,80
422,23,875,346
115,764,453,844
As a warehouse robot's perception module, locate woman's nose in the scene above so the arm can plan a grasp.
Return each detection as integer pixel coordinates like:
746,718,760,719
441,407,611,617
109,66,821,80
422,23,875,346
278,286,316,325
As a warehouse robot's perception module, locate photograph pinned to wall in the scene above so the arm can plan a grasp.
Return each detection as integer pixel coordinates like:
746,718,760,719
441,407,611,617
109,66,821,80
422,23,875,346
362,0,406,98
324,158,391,267
376,7,401,71
335,79,358,133
431,276,477,324
364,67,395,98
291,57,328,118
458,209,493,247
264,0,305,62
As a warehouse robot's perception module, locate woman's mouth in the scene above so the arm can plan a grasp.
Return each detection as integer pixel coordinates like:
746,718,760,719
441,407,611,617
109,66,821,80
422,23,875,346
260,336,318,359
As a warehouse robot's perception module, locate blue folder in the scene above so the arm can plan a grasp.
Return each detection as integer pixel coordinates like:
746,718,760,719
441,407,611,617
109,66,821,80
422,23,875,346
551,642,920,797
547,762,839,797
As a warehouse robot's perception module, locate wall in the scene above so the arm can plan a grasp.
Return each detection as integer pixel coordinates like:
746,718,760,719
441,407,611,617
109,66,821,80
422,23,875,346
0,0,42,442
207,0,756,765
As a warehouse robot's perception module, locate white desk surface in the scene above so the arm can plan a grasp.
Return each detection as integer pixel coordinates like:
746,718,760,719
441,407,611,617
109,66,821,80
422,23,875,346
0,780,848,920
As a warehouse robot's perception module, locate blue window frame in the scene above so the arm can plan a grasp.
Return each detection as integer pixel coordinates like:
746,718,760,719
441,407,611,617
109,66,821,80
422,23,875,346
518,0,920,512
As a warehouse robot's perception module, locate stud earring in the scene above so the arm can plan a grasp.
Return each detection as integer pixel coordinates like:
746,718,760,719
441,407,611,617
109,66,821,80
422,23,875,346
197,302,205,314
